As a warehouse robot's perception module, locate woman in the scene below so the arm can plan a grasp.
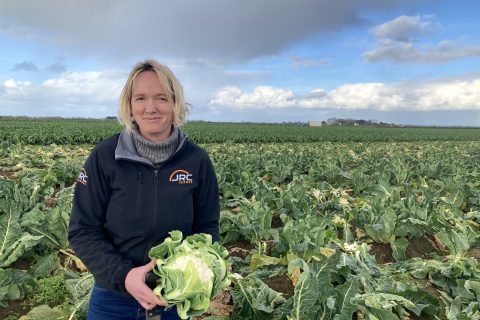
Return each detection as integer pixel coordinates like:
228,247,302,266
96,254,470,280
68,60,220,320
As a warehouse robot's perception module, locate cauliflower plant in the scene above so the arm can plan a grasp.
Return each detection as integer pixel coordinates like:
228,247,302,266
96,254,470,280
148,231,231,319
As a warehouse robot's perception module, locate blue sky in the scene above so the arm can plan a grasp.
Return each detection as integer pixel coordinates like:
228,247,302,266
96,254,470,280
1,0,480,126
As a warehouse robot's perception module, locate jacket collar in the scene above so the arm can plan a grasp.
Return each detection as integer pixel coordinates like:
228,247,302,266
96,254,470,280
115,127,187,165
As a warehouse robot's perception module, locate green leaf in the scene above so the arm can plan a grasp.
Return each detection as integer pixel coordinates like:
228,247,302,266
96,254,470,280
231,276,286,320
0,181,55,267
0,200,23,266
0,268,35,307
364,208,397,243
289,259,319,320
390,237,408,262
437,228,471,255
18,304,64,320
65,272,94,299
31,253,60,278
250,254,287,270
352,292,420,320
333,278,360,320
465,280,480,304
365,308,400,320
0,230,43,268
363,293,415,310
399,289,439,317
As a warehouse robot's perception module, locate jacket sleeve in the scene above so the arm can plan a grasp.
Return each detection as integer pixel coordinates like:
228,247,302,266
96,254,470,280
68,149,134,294
192,154,220,242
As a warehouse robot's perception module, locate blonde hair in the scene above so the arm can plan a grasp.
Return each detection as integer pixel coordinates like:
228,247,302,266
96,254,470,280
118,59,189,130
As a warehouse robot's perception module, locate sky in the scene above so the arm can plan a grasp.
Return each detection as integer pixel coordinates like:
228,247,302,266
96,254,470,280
1,0,480,126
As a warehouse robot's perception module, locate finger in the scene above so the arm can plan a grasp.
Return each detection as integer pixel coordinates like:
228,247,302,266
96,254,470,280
143,286,168,307
135,283,162,304
157,300,168,307
142,296,166,308
151,295,166,306
143,288,164,305
143,300,165,308
144,259,156,272
140,301,154,310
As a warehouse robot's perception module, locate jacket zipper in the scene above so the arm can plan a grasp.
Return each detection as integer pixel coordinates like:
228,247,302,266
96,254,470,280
144,169,159,262
136,171,143,225
151,169,159,234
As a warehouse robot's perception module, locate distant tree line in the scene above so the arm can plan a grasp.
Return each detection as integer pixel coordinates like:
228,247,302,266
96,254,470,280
310,118,397,127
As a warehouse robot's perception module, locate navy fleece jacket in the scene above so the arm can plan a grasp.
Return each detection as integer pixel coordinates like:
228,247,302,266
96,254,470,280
68,129,220,295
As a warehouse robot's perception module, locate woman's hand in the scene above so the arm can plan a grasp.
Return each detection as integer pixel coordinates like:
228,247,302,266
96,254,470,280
125,260,167,310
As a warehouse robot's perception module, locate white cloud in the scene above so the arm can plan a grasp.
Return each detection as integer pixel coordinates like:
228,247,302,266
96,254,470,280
3,79,32,89
210,86,295,109
41,71,122,103
210,78,480,112
416,79,480,110
329,83,404,111
364,15,480,63
0,70,124,117
210,86,243,108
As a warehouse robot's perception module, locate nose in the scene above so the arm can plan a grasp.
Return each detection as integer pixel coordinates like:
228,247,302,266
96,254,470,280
145,99,157,114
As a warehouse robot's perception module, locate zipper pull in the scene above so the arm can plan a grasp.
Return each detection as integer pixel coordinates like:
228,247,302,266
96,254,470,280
153,170,159,184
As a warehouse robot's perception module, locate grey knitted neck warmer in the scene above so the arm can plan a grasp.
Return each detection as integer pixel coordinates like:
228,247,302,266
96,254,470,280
131,126,179,164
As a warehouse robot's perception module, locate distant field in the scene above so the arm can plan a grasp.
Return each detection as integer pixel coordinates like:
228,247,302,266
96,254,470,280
0,117,479,145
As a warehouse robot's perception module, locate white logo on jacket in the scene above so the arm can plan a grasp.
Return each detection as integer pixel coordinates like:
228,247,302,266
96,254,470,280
169,170,193,184
77,168,88,185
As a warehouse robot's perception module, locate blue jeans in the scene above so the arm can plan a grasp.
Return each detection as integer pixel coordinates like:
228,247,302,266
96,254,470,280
87,282,183,320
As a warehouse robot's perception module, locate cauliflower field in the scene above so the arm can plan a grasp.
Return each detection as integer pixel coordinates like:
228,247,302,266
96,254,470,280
1,118,479,319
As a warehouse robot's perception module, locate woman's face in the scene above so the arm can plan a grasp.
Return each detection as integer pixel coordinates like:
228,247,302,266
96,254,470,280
131,71,174,142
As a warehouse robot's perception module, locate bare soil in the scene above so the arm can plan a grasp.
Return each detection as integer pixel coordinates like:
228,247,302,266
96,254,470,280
263,274,295,298
468,249,480,261
370,235,443,264
193,290,234,319
271,214,284,228
44,197,57,208
369,242,394,264
226,240,253,260
406,236,439,259
0,169,17,179
10,258,32,271
0,299,28,320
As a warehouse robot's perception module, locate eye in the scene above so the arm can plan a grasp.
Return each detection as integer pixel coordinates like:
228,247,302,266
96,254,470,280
135,97,144,101
156,96,169,102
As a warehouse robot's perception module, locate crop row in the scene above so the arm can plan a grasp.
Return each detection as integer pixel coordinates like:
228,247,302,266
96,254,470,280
1,118,480,145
